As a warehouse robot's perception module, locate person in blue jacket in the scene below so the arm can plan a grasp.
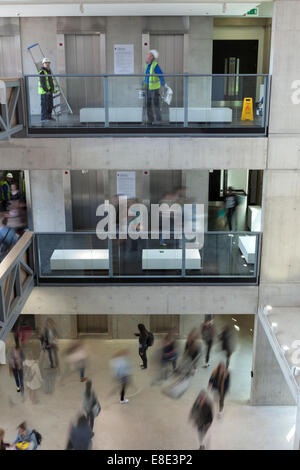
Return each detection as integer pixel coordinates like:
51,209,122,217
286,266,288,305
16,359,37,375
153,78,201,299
143,50,165,125
13,422,38,450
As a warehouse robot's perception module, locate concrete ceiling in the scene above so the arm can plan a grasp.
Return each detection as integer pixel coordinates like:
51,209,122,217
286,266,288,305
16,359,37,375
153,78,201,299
0,1,273,17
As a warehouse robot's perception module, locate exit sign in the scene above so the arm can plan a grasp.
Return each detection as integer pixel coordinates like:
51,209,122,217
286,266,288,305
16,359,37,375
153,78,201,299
247,8,258,16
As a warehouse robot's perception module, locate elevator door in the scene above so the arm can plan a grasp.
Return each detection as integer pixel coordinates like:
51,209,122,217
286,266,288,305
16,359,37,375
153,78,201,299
71,170,105,231
0,36,19,77
150,34,184,107
65,34,103,112
150,315,180,334
77,315,108,334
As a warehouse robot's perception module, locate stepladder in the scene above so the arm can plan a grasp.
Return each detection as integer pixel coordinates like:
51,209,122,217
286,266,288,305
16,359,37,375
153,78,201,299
27,42,73,117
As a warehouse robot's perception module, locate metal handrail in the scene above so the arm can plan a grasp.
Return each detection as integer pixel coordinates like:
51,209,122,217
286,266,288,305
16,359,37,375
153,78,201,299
35,230,261,236
0,231,34,279
0,231,35,340
25,73,270,78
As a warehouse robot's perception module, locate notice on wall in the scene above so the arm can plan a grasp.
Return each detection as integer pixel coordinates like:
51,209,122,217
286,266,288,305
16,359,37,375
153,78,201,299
114,44,134,74
117,171,136,199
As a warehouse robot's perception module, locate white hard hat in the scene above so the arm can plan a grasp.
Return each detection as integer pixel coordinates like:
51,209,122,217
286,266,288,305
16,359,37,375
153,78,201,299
149,49,159,59
42,58,51,64
6,172,13,178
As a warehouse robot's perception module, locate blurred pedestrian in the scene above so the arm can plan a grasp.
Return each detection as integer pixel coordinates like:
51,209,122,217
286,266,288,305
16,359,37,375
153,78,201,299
66,415,93,450
190,389,214,450
13,422,38,450
61,341,88,384
14,318,32,348
208,362,230,419
134,323,153,370
219,325,236,368
0,216,18,260
0,172,13,211
43,318,59,368
201,317,216,367
83,380,101,433
6,199,27,236
161,330,178,380
24,351,43,404
9,183,20,202
8,339,25,394
184,328,201,373
224,187,238,231
110,349,132,404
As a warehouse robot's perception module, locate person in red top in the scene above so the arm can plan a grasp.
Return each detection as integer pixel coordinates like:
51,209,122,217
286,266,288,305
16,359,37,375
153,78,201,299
14,319,32,347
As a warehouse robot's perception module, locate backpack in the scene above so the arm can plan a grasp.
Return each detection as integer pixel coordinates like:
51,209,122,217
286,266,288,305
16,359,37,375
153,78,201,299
31,430,42,446
147,332,154,347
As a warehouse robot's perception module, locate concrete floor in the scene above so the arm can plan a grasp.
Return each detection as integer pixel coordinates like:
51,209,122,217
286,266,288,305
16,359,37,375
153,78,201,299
0,315,296,450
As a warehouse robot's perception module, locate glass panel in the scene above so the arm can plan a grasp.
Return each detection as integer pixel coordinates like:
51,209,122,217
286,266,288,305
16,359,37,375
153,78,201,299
37,233,109,278
184,232,258,278
25,74,269,134
36,231,259,282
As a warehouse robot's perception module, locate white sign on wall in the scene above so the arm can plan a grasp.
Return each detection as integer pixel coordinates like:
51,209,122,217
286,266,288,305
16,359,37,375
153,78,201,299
114,44,134,74
117,171,136,198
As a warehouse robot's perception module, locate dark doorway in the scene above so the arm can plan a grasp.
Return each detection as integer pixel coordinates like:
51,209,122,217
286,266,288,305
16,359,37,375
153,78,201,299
212,40,258,102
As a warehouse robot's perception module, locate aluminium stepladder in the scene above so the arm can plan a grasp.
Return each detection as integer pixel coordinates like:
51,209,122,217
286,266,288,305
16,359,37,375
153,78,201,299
27,42,73,117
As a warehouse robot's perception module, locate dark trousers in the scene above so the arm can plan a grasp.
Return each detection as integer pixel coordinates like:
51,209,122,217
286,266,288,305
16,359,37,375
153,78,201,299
139,348,148,369
227,208,235,231
205,340,213,364
87,411,94,431
41,93,53,120
146,89,161,123
12,368,24,391
120,382,126,401
47,345,58,368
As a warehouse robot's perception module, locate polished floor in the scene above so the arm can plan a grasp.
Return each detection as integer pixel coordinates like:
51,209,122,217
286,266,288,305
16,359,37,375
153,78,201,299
0,315,296,450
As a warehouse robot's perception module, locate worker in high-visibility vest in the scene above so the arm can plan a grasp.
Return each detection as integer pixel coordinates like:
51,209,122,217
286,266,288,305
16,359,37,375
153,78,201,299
0,172,13,211
38,58,56,122
143,50,165,125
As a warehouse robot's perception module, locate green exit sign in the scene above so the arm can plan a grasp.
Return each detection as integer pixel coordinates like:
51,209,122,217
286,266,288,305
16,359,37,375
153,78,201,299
247,8,258,16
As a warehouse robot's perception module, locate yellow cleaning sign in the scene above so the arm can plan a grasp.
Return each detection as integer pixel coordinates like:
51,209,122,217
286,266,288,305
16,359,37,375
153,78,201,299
241,98,254,121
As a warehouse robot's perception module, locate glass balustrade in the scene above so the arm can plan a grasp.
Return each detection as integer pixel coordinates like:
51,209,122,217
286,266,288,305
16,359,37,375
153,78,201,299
24,73,269,135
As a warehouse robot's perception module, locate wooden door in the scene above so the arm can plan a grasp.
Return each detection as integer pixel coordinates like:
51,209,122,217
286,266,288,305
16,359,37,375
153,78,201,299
150,315,180,334
77,314,108,334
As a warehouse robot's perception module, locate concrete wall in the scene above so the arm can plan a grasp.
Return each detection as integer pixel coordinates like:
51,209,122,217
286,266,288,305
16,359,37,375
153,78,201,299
268,1,300,135
22,286,259,316
0,137,267,170
186,17,213,107
258,1,300,296
251,316,294,405
30,170,66,231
